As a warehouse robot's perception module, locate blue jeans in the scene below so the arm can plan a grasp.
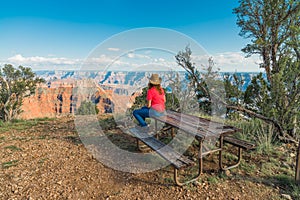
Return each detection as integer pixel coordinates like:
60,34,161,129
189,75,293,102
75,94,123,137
133,106,165,127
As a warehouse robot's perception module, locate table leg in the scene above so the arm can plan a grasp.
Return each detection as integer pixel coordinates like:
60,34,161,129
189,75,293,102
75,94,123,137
173,138,203,186
155,119,158,139
219,135,224,169
136,138,139,149
198,138,203,175
219,136,243,170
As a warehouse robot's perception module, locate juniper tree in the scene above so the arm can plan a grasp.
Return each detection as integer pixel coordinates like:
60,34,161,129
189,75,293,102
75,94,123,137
0,64,44,122
234,0,300,141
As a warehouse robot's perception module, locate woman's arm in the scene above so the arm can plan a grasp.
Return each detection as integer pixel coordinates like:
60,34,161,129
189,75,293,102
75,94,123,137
147,100,151,108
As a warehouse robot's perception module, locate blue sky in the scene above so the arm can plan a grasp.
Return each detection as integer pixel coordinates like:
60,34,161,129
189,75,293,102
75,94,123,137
0,0,261,71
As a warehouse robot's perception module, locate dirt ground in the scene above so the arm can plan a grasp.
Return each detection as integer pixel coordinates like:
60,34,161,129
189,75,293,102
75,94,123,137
0,117,295,200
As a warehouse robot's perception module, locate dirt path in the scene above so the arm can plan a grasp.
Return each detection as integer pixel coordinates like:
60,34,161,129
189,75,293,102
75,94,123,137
0,117,288,199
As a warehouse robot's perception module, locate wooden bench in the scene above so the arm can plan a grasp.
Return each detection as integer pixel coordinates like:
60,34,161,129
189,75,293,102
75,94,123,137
128,110,256,185
129,127,196,186
220,136,256,170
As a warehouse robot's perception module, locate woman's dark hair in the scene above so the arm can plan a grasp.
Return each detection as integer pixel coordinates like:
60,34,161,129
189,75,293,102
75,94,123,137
148,83,163,95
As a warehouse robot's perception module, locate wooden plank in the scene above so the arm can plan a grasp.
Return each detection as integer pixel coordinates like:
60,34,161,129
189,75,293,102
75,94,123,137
154,110,240,140
129,127,193,169
154,113,207,138
167,110,240,135
168,110,224,128
167,110,208,127
223,136,256,150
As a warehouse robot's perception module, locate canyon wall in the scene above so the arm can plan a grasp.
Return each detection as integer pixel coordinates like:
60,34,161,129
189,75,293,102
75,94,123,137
19,79,117,119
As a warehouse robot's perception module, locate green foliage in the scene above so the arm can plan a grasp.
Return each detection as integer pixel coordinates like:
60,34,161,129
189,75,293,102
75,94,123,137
240,161,257,174
274,175,300,199
2,160,18,169
4,145,22,151
165,91,180,111
76,100,99,115
165,71,197,113
0,118,44,133
274,57,300,139
233,0,299,75
207,176,219,184
244,73,270,114
223,73,248,120
0,64,45,122
233,0,300,140
175,46,224,115
228,118,279,154
176,44,299,141
176,47,210,113
98,115,117,130
223,73,244,106
129,87,148,113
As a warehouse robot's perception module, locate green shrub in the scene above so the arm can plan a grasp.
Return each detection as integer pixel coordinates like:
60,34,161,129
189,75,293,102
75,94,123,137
76,101,99,115
227,118,278,154
98,115,117,130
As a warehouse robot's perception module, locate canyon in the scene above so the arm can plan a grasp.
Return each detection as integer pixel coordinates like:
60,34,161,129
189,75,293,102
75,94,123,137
19,79,117,119
19,70,263,119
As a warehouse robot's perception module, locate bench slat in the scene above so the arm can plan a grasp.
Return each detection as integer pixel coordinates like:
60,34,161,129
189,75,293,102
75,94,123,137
223,136,256,150
129,127,194,169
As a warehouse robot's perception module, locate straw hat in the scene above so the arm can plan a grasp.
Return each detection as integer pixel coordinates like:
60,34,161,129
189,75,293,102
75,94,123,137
149,74,162,85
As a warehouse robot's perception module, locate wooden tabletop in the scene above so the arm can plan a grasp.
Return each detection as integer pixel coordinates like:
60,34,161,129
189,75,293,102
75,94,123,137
153,110,241,140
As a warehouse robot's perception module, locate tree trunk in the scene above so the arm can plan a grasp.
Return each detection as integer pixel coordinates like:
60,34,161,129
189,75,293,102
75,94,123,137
225,105,285,136
3,96,12,122
3,107,11,122
292,115,298,137
209,89,289,140
296,140,300,184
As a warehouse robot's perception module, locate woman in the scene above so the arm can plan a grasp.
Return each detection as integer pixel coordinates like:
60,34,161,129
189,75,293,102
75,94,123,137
133,74,166,130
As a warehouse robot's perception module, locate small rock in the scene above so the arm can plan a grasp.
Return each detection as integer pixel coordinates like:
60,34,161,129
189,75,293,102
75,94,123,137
193,181,201,186
225,170,231,176
282,162,290,168
290,153,296,157
281,194,292,200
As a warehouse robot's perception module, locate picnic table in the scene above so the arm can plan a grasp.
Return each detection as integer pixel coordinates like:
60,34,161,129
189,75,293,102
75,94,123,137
128,110,255,186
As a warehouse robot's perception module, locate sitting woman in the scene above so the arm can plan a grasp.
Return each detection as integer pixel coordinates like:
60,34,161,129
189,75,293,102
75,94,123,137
133,74,166,131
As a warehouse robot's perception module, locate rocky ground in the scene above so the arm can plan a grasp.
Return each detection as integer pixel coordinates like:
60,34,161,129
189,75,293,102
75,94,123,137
0,116,297,200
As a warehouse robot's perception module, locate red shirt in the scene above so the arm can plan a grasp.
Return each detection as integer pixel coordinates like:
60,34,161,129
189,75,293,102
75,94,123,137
147,87,165,112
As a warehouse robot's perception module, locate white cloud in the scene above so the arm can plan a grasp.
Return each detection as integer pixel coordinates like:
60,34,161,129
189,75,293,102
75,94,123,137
83,52,178,71
213,52,262,72
107,47,120,52
4,54,82,70
192,52,263,72
126,52,151,60
127,53,135,58
3,52,260,72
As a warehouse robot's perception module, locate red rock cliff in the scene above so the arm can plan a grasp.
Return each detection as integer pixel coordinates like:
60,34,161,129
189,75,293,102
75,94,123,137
19,80,116,119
